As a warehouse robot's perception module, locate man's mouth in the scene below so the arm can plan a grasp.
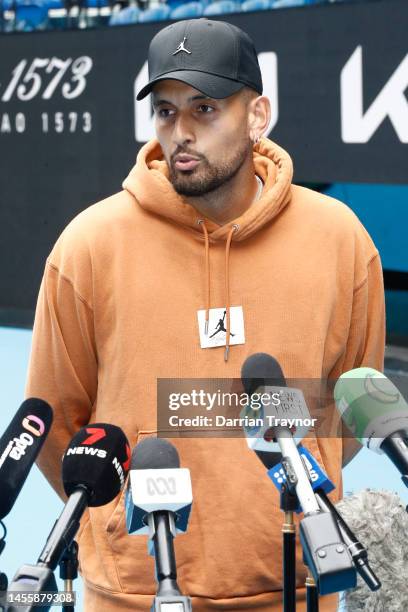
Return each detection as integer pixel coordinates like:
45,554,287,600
173,155,201,171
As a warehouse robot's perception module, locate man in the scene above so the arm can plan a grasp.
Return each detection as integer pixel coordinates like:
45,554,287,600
26,18,385,612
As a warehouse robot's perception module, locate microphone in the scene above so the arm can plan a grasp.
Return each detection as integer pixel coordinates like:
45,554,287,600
62,423,130,507
334,368,408,486
269,446,380,591
125,438,192,611
0,398,53,520
240,353,313,462
241,354,356,594
7,423,130,612
126,438,192,537
336,489,408,610
241,353,320,514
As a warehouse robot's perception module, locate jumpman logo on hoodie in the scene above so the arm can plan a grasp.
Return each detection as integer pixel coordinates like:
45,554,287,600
173,37,192,55
209,310,235,339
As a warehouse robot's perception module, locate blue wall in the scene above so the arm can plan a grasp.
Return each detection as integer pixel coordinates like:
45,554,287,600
323,183,408,339
323,183,408,273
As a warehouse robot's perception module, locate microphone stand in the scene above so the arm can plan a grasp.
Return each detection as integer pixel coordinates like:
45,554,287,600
277,435,356,594
306,571,319,612
0,521,8,610
280,485,297,612
0,570,7,612
149,511,192,612
279,468,319,612
59,541,78,611
7,486,89,612
275,434,356,608
294,452,380,592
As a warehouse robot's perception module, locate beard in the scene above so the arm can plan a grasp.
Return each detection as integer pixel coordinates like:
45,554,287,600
169,137,253,197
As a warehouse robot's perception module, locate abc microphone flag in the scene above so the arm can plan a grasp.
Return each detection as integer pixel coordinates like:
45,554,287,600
126,438,192,537
125,438,193,612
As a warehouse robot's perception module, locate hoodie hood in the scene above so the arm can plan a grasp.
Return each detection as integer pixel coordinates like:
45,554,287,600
123,136,294,361
123,136,293,242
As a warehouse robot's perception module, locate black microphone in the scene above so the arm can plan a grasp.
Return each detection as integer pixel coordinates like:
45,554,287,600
241,353,287,469
241,352,286,395
7,423,130,612
126,438,193,611
0,398,53,520
131,437,180,470
241,353,320,513
61,423,130,507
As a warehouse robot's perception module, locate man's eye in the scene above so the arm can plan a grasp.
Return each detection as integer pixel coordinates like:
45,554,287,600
158,109,173,118
198,105,214,113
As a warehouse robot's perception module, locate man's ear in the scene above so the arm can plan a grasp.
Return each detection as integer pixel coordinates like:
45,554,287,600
248,95,271,142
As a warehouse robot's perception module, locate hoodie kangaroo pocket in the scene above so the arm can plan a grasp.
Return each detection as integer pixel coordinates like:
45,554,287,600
104,430,158,594
103,432,285,599
91,404,342,598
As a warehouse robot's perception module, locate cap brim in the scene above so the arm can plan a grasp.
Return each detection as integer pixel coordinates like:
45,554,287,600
136,70,245,101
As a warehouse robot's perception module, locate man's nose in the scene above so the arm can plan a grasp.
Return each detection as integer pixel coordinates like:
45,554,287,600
172,113,195,147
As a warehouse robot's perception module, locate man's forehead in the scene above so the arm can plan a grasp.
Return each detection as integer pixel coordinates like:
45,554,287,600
151,80,216,104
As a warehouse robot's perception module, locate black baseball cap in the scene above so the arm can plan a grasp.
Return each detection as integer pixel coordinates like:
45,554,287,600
136,18,263,101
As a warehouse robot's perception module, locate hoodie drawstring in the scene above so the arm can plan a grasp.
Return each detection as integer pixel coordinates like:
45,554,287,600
198,220,238,362
197,220,210,335
224,225,238,362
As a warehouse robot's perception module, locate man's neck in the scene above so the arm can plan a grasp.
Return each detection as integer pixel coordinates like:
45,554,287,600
184,161,261,226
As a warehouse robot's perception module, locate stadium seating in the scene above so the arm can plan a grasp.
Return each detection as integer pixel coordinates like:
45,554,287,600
85,0,109,7
203,0,240,15
0,0,340,33
272,0,306,7
109,4,139,24
44,0,63,7
242,0,273,11
138,4,170,21
170,1,203,19
14,0,48,29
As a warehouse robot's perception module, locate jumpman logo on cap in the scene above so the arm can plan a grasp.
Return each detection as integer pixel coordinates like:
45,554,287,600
173,37,192,55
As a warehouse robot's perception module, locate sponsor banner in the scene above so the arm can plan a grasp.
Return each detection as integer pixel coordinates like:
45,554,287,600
0,0,407,323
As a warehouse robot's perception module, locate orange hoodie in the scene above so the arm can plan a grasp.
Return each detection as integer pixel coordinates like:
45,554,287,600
26,137,385,611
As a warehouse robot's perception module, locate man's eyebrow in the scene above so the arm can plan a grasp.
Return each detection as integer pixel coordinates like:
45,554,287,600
152,94,215,108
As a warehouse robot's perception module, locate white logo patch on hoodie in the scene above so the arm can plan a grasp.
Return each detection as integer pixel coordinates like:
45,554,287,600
197,306,245,349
